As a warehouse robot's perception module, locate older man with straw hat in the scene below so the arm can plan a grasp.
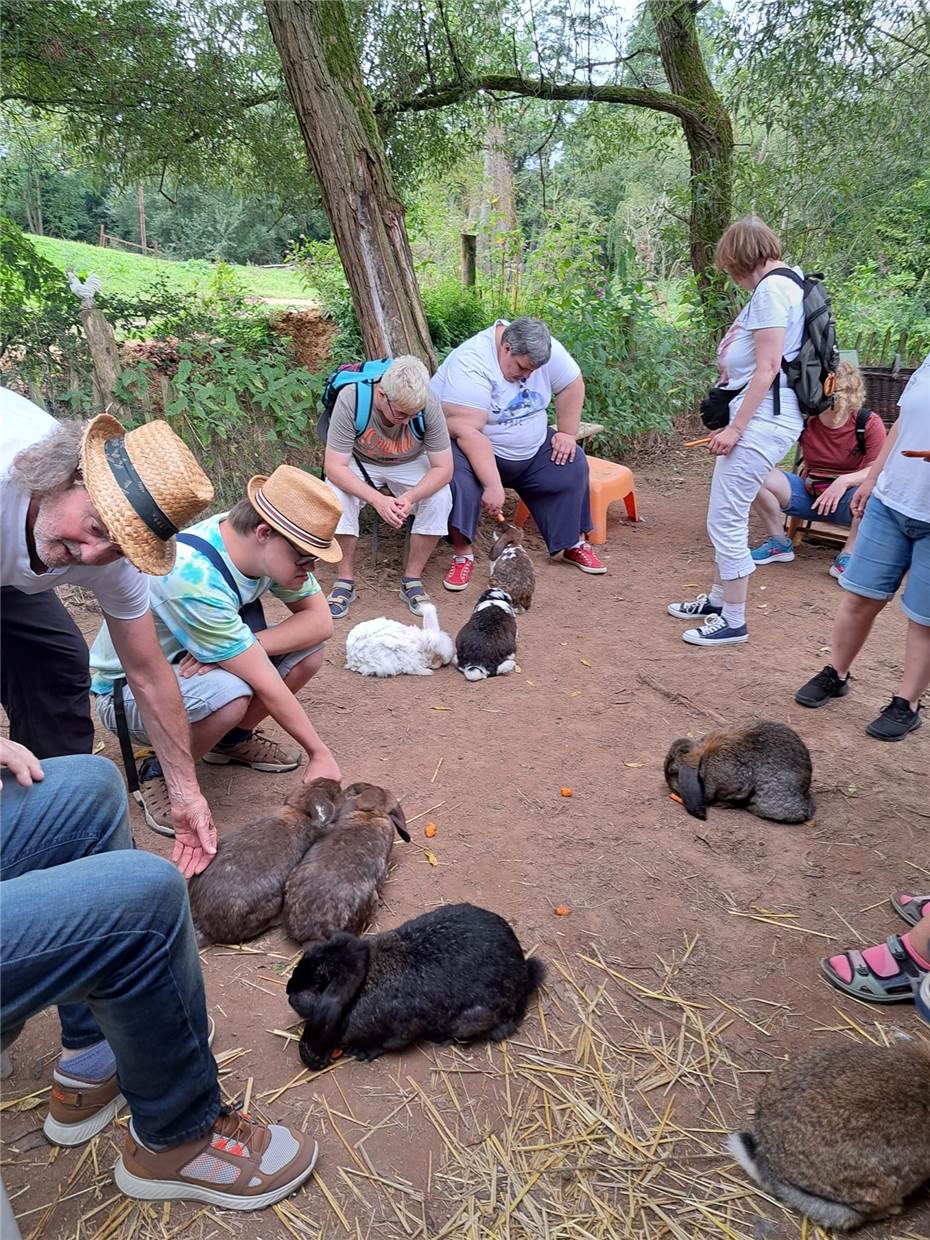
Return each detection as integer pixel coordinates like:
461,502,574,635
1,387,217,877
90,464,342,832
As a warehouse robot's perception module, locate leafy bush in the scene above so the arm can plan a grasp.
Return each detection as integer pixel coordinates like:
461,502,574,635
114,341,325,506
422,278,488,357
288,237,362,357
832,262,930,365
517,205,711,449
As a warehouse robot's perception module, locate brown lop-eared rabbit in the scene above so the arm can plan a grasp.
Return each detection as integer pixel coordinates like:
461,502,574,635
187,778,343,947
282,781,410,949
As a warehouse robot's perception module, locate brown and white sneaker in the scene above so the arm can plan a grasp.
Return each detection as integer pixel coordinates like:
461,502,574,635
44,1072,125,1146
45,1017,215,1147
202,730,300,773
114,1108,319,1210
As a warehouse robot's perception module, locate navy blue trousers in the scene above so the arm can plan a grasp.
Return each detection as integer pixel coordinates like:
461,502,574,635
450,428,592,554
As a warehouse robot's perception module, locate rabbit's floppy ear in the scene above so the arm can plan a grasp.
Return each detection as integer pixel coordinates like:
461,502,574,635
678,761,707,820
287,935,370,1043
389,802,411,842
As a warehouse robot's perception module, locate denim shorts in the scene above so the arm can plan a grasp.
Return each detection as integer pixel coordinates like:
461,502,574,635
840,496,930,625
94,642,324,746
781,472,854,526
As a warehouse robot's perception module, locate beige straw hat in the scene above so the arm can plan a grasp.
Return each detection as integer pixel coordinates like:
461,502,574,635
80,414,214,576
246,465,343,563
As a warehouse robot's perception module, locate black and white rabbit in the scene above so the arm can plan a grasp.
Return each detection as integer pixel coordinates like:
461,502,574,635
454,587,518,681
286,902,545,1070
664,720,813,823
488,524,535,612
188,778,343,947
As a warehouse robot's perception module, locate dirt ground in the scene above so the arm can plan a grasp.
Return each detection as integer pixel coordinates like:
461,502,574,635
2,449,928,1239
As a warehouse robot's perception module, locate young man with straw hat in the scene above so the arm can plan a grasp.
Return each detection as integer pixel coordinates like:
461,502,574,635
90,464,342,832
1,388,217,876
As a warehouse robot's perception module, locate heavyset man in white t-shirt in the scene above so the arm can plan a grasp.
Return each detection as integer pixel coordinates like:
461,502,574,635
430,317,607,589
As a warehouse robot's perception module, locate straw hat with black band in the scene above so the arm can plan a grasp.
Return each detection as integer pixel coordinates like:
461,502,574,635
80,414,214,576
246,465,343,564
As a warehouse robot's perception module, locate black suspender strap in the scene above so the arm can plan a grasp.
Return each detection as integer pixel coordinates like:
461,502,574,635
112,677,140,797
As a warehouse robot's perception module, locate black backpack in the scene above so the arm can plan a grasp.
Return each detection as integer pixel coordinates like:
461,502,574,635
757,268,840,418
316,358,426,444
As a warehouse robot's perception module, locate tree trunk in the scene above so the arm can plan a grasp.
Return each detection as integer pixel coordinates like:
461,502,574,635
478,120,517,279
651,0,733,304
264,0,435,368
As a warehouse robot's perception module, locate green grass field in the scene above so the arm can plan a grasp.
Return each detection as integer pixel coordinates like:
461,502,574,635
28,234,317,304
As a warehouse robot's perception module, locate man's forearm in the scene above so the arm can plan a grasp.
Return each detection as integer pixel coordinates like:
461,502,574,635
256,610,330,657
250,677,331,760
865,422,898,484
457,431,501,489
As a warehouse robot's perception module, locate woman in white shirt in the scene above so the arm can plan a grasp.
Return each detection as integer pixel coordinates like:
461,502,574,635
666,217,806,647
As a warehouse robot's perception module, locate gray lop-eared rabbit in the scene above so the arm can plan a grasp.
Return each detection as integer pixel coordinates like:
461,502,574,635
286,902,546,1070
282,781,409,948
728,1040,930,1231
488,524,535,612
187,778,343,946
664,720,813,823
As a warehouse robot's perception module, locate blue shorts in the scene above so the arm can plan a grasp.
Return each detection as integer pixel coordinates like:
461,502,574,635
840,496,930,626
781,472,854,526
94,643,325,746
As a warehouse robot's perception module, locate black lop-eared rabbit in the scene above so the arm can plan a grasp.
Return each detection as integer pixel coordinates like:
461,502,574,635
286,903,545,1070
454,587,518,681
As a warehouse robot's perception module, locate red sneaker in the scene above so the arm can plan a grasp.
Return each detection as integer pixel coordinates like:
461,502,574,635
562,542,607,574
443,556,474,591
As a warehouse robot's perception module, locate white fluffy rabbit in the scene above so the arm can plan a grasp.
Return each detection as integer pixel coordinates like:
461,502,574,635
345,603,455,677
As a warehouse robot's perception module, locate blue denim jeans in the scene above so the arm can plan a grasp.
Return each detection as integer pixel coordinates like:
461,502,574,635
0,755,220,1146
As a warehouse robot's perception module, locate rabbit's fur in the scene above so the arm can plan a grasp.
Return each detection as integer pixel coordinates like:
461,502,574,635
282,781,410,948
454,588,518,681
345,602,455,677
488,525,535,612
727,1040,930,1231
664,720,813,823
187,779,343,947
287,902,546,1070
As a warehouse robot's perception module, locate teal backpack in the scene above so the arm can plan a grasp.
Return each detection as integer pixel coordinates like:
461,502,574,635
316,359,426,444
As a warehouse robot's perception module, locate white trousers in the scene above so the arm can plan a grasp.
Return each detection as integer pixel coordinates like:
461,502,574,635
706,422,800,580
327,455,453,537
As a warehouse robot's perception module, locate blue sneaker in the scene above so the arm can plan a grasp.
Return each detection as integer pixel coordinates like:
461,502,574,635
682,613,748,646
751,536,795,565
830,552,851,579
666,593,723,620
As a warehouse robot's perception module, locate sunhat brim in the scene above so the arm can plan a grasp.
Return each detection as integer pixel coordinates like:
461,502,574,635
247,474,343,564
80,414,176,576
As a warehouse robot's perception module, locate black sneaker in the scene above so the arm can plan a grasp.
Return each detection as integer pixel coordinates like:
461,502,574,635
866,696,922,741
795,665,850,708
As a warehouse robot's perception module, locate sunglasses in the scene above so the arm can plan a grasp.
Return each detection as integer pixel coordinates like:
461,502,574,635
279,534,318,567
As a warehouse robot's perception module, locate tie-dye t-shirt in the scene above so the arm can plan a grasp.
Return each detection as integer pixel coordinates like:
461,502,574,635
89,513,320,693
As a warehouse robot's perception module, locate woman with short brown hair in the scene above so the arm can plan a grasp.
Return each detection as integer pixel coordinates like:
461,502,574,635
666,216,808,646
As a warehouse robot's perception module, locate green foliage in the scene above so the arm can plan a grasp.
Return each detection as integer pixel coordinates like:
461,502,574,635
517,204,711,448
422,279,488,356
833,264,930,365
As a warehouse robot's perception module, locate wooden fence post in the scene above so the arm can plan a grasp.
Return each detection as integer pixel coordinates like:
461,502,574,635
98,223,106,247
81,306,126,418
461,234,477,287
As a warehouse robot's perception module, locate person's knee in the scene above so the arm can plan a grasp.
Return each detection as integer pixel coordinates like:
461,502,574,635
287,648,325,685
117,852,190,927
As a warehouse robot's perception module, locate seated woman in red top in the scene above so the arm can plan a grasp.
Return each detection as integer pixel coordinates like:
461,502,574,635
749,361,886,578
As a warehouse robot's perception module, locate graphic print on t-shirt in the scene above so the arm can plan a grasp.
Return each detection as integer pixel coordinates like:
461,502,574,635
492,384,548,428
356,423,416,457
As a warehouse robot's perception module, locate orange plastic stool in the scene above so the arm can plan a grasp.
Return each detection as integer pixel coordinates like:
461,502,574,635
513,457,639,546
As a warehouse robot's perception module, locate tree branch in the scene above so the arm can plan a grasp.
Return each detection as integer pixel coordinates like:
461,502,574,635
374,74,713,135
